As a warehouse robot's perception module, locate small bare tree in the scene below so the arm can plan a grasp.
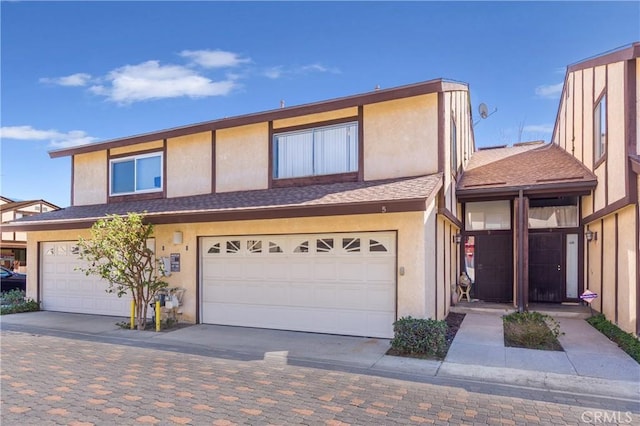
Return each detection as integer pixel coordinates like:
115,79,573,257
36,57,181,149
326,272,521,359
76,212,168,330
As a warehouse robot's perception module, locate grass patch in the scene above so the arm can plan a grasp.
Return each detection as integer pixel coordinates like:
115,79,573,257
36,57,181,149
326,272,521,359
0,289,40,315
587,314,640,364
503,311,563,351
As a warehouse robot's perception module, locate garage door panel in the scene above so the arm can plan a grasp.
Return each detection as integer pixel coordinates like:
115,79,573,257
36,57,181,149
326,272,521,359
201,232,396,338
41,241,131,317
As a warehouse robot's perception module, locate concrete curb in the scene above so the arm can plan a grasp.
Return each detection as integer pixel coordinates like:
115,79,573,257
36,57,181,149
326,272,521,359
438,362,640,400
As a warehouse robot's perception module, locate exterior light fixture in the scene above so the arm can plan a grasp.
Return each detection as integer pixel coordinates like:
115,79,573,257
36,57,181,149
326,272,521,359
453,233,462,244
585,230,597,242
173,231,183,245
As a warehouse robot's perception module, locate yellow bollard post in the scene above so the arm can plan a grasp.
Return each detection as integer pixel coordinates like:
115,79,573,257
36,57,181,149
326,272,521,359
130,299,135,330
155,300,161,332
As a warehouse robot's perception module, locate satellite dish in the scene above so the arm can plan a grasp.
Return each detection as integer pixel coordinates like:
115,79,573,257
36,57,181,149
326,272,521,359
479,103,489,119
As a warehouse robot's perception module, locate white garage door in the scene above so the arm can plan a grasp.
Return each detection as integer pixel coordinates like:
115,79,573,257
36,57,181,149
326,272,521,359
41,242,130,317
200,232,396,338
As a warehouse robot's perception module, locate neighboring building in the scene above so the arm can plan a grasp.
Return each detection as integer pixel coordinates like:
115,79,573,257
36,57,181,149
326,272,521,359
551,42,640,336
0,197,60,271
4,79,474,338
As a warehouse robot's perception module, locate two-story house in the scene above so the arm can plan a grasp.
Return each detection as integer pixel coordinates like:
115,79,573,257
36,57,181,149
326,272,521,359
6,79,473,338
0,196,59,271
455,42,639,337
551,42,640,336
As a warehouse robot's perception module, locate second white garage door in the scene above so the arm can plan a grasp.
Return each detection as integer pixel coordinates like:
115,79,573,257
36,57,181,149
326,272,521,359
200,232,396,338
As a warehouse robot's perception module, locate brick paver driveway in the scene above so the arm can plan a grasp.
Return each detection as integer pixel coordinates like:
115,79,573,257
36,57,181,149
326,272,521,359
1,331,638,425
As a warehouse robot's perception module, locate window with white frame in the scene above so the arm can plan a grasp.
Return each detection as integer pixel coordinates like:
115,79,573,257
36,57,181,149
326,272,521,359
110,152,163,196
594,93,607,162
273,122,358,179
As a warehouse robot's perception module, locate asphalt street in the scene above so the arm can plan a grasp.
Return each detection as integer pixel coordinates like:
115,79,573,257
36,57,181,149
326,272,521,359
1,330,638,425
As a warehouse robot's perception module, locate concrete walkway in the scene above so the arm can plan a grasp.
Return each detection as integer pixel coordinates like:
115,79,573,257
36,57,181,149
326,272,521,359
1,310,638,400
440,313,640,399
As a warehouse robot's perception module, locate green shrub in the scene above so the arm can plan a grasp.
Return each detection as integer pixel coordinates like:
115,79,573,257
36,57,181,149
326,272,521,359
503,311,563,351
1,289,27,305
1,300,40,315
587,314,640,363
390,316,448,358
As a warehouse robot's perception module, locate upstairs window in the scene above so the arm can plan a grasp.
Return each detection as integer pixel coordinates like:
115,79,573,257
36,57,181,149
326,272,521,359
594,93,607,163
110,152,163,196
273,122,358,179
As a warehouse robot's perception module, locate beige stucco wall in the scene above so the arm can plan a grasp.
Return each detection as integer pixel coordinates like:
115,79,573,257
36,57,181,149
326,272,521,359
273,107,358,129
637,59,640,154
601,215,616,321
166,132,212,198
617,205,637,334
586,220,603,312
606,61,626,203
443,90,473,220
216,123,269,193
110,140,163,156
582,68,594,167
573,71,584,163
363,94,438,180
27,210,440,325
435,215,459,320
73,151,108,206
423,200,437,320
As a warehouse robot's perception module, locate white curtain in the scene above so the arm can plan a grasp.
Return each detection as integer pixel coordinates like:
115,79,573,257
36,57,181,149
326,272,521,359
275,132,313,178
528,206,578,228
275,123,357,179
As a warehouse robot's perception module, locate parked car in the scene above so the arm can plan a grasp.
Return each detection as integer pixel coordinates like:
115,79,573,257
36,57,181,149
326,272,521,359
0,266,26,293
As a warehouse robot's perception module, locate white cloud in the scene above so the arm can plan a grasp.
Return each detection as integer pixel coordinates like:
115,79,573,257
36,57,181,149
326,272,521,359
263,63,340,79
523,124,554,134
180,49,250,68
0,125,98,148
535,83,563,99
39,73,92,87
264,66,283,79
89,60,237,104
37,49,339,104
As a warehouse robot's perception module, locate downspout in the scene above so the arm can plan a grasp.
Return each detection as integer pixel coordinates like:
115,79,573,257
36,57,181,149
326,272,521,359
517,190,525,312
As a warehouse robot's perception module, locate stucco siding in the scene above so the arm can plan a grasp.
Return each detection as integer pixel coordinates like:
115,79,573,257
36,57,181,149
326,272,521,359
593,166,606,211
27,212,435,325
216,123,269,193
166,132,212,198
423,200,437,320
586,220,603,313
617,205,637,334
582,68,594,168
363,94,438,180
110,140,163,156
73,152,107,206
573,71,584,163
637,59,640,155
601,216,616,321
273,107,358,129
606,62,626,203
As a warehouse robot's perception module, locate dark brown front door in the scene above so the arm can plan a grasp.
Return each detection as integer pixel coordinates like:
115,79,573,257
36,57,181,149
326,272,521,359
474,233,513,302
529,233,563,302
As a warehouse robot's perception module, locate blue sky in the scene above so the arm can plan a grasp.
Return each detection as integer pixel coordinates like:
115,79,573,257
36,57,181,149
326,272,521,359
1,1,638,208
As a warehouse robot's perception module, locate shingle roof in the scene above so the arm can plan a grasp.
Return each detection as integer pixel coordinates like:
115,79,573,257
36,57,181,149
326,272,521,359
6,174,442,231
457,143,597,198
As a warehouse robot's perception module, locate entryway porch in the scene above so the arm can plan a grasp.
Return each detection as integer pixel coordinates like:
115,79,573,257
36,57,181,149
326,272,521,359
451,300,592,319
